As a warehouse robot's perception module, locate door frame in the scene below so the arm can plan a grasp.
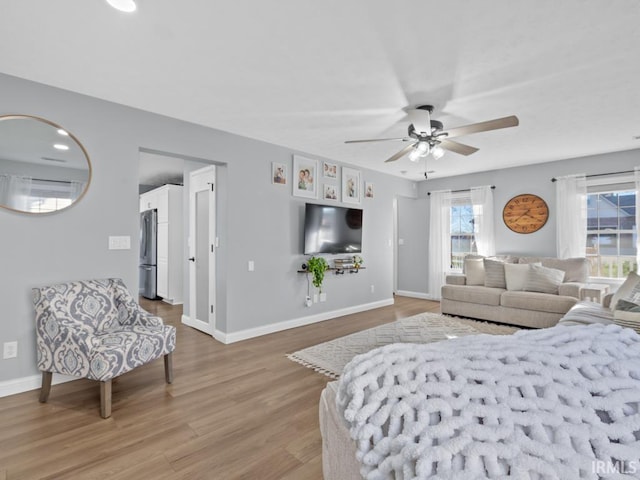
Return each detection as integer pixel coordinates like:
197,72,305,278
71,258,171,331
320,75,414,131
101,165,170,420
182,165,216,335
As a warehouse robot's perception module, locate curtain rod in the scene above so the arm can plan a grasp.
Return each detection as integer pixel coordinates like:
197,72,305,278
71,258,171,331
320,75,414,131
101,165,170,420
427,185,495,196
551,170,635,182
0,175,76,185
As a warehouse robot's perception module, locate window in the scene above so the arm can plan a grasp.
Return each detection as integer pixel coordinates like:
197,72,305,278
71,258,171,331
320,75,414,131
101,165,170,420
27,180,76,213
450,197,477,270
586,190,637,278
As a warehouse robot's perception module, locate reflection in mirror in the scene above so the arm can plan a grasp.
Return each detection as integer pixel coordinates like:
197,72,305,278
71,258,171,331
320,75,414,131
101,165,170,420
0,115,91,214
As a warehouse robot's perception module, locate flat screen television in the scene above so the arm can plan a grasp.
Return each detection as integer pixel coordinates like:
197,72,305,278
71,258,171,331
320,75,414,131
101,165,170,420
304,203,363,254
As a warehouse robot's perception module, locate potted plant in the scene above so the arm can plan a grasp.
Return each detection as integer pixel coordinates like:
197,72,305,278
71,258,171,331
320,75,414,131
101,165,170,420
306,256,329,292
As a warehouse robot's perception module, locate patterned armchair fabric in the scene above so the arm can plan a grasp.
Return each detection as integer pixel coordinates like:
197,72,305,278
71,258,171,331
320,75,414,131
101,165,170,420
33,278,176,417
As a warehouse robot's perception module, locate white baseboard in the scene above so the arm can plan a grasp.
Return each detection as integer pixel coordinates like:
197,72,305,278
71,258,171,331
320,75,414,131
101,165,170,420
184,298,395,345
0,372,78,399
396,290,439,301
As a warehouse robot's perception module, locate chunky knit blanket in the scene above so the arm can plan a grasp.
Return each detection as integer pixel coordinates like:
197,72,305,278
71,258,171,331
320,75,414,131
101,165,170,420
336,324,640,480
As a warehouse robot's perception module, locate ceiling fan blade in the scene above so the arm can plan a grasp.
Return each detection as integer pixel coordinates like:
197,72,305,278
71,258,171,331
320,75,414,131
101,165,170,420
444,115,519,139
407,108,431,134
384,143,417,163
345,137,409,144
439,139,479,156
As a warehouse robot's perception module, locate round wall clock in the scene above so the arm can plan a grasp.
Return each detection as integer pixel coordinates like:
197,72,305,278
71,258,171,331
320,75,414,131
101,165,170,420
502,194,549,234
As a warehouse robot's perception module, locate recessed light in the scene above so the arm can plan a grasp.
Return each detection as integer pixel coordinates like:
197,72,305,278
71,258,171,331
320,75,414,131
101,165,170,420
57,129,69,136
41,157,67,163
106,0,137,13
53,144,69,151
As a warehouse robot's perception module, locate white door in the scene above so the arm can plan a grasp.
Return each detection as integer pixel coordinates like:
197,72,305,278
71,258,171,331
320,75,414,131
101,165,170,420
183,166,216,335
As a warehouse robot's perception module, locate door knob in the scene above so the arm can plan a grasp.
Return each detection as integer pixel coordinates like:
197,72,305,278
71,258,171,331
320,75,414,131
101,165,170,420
188,257,195,262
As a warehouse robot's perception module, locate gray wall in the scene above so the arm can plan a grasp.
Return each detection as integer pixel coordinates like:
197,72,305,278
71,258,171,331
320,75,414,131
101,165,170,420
414,148,640,295
396,196,428,294
0,73,415,383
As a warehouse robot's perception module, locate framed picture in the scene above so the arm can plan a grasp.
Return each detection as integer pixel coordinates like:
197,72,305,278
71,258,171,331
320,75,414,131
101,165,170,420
323,161,337,179
272,162,287,185
365,182,374,199
323,184,338,201
292,155,318,198
342,167,361,204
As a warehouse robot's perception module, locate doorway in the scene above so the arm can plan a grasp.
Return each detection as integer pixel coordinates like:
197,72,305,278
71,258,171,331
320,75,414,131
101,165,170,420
183,165,217,335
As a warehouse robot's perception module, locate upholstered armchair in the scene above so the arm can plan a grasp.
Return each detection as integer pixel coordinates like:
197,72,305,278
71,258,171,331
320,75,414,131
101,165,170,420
32,278,176,418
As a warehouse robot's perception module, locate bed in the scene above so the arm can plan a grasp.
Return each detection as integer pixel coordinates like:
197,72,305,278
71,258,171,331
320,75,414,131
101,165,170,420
320,323,640,479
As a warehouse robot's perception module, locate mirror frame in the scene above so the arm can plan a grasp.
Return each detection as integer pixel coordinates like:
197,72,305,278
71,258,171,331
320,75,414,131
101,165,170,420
0,114,92,215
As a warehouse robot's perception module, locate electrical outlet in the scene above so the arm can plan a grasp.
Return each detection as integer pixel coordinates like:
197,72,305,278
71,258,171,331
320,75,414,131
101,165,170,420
319,292,327,302
248,260,255,271
305,296,312,307
370,285,375,293
313,294,318,303
3,341,17,359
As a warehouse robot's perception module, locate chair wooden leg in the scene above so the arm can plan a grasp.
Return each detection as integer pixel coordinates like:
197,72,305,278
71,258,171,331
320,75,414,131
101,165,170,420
39,372,52,403
164,353,173,384
100,380,112,419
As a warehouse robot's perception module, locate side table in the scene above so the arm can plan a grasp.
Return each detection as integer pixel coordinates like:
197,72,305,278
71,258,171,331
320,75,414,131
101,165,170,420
580,283,610,303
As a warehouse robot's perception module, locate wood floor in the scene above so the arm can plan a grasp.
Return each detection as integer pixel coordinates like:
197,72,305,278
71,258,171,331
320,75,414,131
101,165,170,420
0,296,440,480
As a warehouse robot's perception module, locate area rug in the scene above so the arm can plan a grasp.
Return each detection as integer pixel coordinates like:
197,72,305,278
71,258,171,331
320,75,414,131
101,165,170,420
287,312,518,379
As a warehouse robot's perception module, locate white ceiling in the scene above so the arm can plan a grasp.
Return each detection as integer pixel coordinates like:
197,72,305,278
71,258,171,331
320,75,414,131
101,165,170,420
1,0,639,181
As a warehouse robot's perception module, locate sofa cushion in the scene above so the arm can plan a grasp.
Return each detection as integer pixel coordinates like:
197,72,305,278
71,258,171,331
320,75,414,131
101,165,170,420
504,263,540,291
484,258,507,288
558,282,582,299
445,274,466,286
464,258,485,285
501,291,577,314
518,257,589,283
523,265,565,294
441,285,504,307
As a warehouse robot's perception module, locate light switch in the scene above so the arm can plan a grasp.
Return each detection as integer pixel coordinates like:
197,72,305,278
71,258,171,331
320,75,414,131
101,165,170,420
109,236,131,250
248,260,255,271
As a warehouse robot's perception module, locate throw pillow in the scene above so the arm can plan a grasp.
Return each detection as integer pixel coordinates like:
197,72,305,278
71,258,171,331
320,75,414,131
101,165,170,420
523,265,565,294
464,258,485,286
623,279,640,305
613,307,640,334
615,299,640,312
504,263,541,291
609,271,640,311
484,258,507,289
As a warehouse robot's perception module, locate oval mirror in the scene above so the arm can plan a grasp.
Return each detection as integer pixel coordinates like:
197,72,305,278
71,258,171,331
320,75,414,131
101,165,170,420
0,115,91,214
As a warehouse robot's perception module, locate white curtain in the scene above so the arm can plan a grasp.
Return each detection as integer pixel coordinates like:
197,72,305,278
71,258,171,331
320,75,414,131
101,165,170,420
556,173,587,259
0,174,10,206
428,190,451,300
69,181,85,201
635,167,640,270
0,175,33,211
471,185,496,257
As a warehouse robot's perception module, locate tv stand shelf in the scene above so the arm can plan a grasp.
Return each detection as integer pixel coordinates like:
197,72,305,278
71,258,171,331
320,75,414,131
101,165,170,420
297,267,365,274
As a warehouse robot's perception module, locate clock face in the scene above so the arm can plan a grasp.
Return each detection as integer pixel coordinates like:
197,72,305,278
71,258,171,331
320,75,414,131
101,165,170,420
502,194,549,234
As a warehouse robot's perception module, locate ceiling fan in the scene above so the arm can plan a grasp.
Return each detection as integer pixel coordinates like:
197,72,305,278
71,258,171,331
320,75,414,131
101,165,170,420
345,105,519,163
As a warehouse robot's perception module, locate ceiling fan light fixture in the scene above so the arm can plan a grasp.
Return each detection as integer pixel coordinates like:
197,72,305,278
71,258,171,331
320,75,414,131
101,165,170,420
106,0,137,13
416,141,430,156
432,146,445,160
408,149,421,162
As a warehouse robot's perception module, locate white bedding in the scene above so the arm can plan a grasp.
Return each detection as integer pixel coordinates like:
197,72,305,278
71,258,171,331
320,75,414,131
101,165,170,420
336,324,640,480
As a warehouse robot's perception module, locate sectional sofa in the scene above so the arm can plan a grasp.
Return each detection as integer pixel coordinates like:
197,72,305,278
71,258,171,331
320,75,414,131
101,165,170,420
440,256,591,328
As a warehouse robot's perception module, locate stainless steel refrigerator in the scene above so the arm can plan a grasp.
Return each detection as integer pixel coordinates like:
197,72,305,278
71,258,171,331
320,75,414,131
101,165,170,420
139,209,158,299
